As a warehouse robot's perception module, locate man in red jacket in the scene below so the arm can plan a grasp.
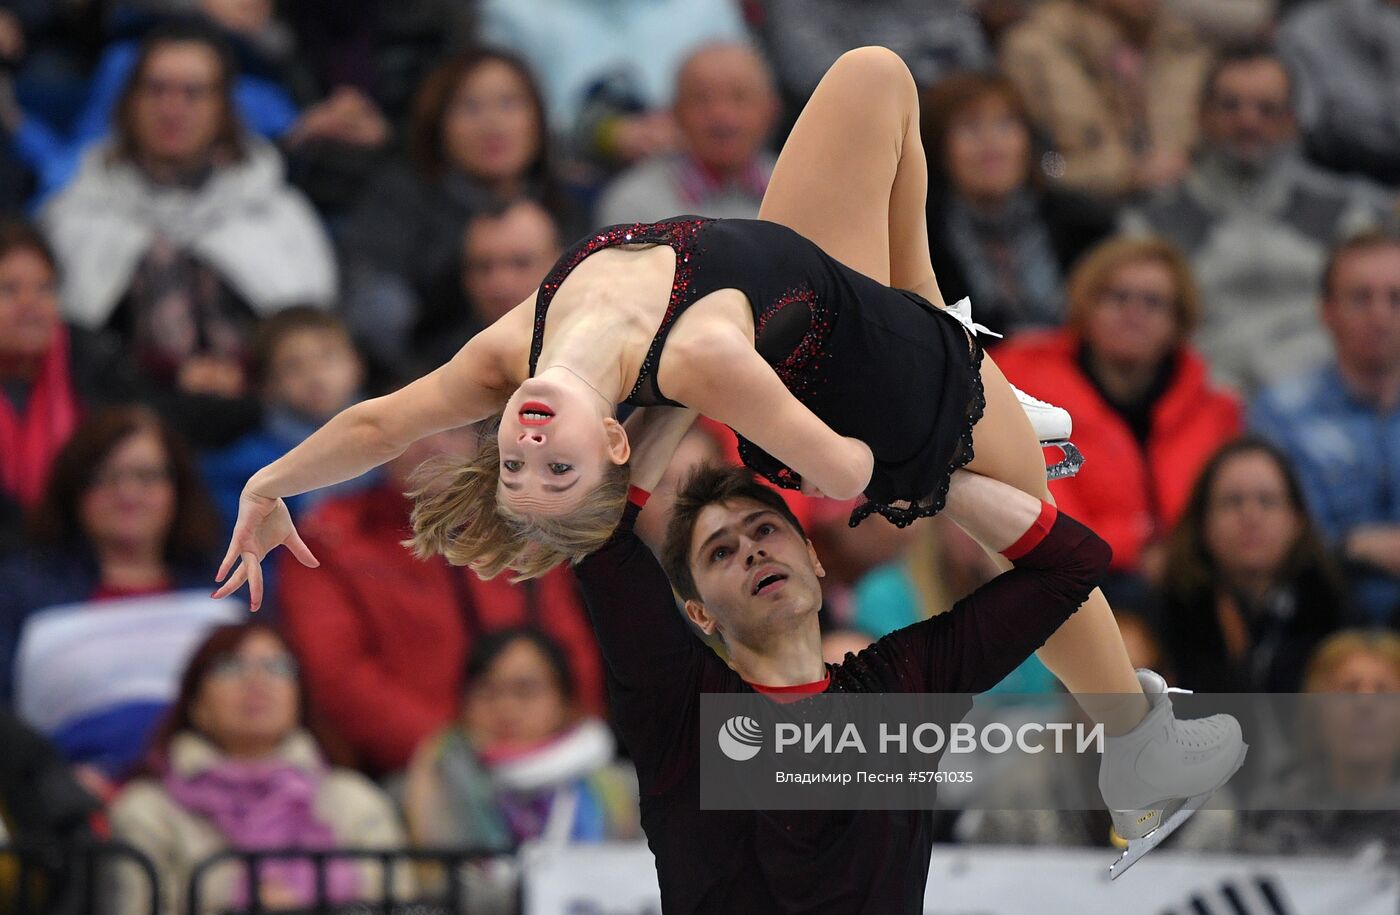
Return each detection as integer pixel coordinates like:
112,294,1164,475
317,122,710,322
277,427,605,775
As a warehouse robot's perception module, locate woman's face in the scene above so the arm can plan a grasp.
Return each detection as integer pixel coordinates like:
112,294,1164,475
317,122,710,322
1315,650,1400,772
1083,258,1180,368
442,60,541,184
131,42,227,166
945,94,1030,203
0,247,59,363
496,375,628,517
464,638,572,750
79,429,178,557
1203,450,1301,584
192,630,301,755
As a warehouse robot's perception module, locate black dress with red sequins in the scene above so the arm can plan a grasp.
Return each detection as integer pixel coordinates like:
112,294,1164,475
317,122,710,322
529,216,986,527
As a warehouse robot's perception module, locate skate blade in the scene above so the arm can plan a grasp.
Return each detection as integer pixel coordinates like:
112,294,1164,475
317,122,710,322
1044,441,1084,480
1107,742,1248,880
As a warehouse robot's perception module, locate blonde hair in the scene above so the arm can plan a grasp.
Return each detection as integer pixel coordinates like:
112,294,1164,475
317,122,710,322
405,419,631,580
1302,629,1400,693
1065,235,1203,338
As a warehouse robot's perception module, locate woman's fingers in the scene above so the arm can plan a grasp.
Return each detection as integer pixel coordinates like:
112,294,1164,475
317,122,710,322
211,561,249,600
246,552,265,612
216,535,242,582
286,528,320,568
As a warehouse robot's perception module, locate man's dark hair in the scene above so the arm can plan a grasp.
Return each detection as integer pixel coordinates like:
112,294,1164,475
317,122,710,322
250,305,355,386
662,464,807,603
1321,228,1400,301
1200,41,1294,112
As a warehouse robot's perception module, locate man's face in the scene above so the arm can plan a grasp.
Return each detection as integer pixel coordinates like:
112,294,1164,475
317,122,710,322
462,202,561,326
684,499,824,646
1201,58,1295,167
1324,243,1400,376
673,45,777,175
131,42,226,167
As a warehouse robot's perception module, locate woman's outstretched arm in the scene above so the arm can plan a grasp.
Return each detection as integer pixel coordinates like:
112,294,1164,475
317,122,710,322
214,315,524,609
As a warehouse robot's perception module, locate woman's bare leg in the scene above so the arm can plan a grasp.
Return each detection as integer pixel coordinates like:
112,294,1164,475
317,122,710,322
758,46,942,302
762,47,1145,728
965,357,1148,731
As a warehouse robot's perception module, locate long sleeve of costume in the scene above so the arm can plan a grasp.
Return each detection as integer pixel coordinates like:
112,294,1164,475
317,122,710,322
573,502,713,793
877,511,1111,693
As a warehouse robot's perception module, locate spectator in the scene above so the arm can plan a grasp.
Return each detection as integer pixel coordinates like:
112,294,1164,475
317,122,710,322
1279,0,1400,186
1251,231,1400,624
38,23,336,416
0,224,79,522
201,307,370,533
921,72,1114,335
1123,44,1389,393
0,219,224,547
1000,0,1210,201
1242,629,1400,864
0,711,101,915
762,0,990,101
993,236,1241,582
0,407,236,781
284,0,475,124
1159,437,1344,692
279,426,606,776
594,42,778,227
853,515,1058,695
403,628,638,900
415,198,563,375
339,48,570,376
110,623,411,915
478,0,747,164
1,10,308,202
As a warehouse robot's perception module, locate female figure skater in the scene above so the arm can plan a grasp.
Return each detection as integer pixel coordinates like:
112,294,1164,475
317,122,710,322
214,48,1241,875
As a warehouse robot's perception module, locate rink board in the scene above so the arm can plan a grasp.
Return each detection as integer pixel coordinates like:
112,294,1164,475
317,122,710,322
521,841,1400,915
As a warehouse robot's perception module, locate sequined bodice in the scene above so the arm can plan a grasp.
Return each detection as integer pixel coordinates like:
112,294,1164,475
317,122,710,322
529,217,833,409
533,217,984,529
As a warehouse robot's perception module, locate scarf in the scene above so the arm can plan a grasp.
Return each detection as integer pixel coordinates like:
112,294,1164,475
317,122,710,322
944,189,1064,334
0,327,80,507
429,719,618,850
161,733,359,909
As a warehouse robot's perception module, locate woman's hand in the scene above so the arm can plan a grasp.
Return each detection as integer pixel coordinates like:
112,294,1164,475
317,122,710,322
212,490,320,611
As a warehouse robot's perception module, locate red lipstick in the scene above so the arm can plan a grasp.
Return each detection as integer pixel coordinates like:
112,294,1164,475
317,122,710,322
519,402,554,426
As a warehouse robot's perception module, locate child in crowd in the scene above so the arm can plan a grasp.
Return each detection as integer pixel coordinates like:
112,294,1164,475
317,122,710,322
201,307,372,534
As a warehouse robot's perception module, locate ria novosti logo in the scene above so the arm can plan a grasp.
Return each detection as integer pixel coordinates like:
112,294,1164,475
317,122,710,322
718,715,764,761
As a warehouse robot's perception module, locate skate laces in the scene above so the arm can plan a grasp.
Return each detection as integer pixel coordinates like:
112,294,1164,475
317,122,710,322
1014,388,1058,411
946,297,1003,339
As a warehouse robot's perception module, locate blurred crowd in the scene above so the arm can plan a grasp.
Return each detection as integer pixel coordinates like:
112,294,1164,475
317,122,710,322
0,0,1399,912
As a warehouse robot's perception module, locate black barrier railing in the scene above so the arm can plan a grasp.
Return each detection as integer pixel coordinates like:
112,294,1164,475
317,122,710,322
0,840,160,915
186,847,505,915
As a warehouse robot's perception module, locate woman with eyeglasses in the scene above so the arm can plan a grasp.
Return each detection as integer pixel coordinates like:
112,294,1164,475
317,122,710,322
992,236,1243,590
1159,437,1345,693
0,406,234,786
402,627,638,908
109,623,411,915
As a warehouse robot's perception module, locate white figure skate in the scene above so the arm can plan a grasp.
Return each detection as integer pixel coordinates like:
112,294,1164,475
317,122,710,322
1098,669,1248,879
944,297,1083,479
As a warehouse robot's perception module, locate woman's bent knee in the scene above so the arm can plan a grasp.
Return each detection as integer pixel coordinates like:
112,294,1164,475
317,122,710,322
829,46,916,98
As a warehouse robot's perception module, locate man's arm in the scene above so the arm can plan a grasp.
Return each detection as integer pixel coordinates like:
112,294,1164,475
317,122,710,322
574,498,701,693
879,472,1112,693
